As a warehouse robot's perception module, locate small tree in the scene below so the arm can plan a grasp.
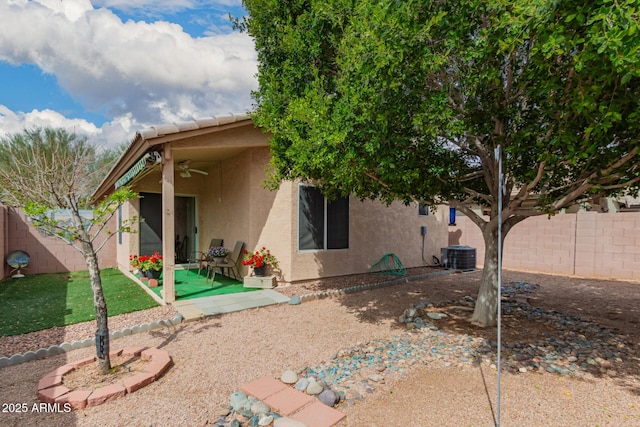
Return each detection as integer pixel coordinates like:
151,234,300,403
0,128,137,374
240,0,640,326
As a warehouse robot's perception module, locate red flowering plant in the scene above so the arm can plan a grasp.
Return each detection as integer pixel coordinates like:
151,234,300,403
129,251,163,272
242,247,279,269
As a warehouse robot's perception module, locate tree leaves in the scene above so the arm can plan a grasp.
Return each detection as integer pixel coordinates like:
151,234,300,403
243,0,640,213
0,128,137,254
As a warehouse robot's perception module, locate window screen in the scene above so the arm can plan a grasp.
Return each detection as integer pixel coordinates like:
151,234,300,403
299,185,349,250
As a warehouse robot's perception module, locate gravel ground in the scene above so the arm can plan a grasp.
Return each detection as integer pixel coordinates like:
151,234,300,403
0,267,438,358
0,269,639,426
0,305,179,358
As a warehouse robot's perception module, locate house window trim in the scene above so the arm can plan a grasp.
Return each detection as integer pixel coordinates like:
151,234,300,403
297,183,349,252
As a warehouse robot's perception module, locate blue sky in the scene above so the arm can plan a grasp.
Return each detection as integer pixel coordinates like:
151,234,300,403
0,0,257,148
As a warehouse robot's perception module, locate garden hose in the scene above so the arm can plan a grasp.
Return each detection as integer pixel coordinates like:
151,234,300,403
369,253,407,276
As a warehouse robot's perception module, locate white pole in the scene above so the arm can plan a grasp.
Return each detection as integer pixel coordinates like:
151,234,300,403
495,145,503,426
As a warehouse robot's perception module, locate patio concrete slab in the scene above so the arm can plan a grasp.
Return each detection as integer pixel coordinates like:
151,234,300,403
172,300,205,322
174,289,289,320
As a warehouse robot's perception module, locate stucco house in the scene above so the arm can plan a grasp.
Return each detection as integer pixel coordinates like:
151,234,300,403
92,114,447,303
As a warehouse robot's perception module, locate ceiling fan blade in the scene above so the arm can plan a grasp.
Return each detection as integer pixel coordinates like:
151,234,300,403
188,168,208,175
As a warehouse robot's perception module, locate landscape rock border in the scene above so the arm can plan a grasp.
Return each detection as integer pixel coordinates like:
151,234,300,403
37,346,171,409
217,371,347,427
294,269,456,303
0,314,183,368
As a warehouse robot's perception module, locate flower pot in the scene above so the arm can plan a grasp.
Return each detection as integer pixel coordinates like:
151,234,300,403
253,265,266,277
212,256,226,263
144,269,162,280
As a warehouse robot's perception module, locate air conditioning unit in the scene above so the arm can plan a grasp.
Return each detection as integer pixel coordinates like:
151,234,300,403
440,245,476,270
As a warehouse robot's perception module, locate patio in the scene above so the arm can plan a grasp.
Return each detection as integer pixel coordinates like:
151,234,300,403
136,267,290,321
143,268,259,301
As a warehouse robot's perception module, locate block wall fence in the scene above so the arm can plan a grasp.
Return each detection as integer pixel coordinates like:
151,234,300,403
0,206,7,277
449,211,640,281
1,207,117,278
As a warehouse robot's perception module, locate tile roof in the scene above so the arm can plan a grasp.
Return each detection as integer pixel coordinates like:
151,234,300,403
136,113,250,141
92,113,252,200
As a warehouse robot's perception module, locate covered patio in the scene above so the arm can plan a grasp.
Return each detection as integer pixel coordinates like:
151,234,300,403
93,113,275,304
140,268,259,301
94,114,450,307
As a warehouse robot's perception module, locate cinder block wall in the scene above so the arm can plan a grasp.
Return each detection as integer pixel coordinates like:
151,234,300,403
4,207,117,277
449,212,640,281
0,206,7,277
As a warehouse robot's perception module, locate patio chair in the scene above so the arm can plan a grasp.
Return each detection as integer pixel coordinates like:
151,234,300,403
188,238,223,276
207,240,244,281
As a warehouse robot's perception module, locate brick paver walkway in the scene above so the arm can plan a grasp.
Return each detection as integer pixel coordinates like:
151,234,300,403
240,376,346,427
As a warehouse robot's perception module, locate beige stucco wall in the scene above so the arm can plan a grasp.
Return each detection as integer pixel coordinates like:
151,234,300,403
285,195,447,282
449,212,640,281
121,144,449,283
210,147,449,282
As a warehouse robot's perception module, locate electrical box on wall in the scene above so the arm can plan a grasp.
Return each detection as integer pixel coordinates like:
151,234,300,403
420,226,427,236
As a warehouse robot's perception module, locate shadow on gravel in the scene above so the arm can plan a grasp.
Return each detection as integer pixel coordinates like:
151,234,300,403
149,323,187,349
334,270,640,396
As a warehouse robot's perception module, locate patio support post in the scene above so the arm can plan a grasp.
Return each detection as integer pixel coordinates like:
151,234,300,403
161,148,176,303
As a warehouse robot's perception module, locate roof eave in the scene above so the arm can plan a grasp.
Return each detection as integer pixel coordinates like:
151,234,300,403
91,113,255,202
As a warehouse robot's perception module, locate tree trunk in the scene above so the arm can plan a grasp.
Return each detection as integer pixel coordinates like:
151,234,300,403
470,225,503,327
86,245,111,374
71,209,111,374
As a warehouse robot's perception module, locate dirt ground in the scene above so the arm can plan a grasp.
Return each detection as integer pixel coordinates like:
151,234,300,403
0,268,639,426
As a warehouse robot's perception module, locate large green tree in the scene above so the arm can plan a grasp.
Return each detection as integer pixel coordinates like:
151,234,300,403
240,0,640,326
0,128,136,373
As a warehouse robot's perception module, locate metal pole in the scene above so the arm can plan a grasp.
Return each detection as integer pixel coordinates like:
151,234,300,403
495,145,503,427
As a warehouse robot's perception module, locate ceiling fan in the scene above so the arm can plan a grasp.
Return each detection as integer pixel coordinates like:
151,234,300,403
177,160,209,178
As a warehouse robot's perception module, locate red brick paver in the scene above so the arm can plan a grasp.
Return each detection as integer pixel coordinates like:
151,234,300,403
36,347,171,410
123,372,156,393
87,384,126,406
239,376,347,426
66,356,96,369
43,365,75,378
122,346,147,357
263,387,315,416
55,390,92,410
38,374,62,390
37,385,70,403
292,401,346,427
240,375,289,400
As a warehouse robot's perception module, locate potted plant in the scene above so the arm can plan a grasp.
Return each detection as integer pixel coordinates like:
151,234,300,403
130,252,163,279
208,246,230,262
242,247,278,276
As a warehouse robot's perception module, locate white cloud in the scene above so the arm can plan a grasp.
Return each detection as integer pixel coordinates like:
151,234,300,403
0,0,257,138
0,105,136,149
93,0,242,15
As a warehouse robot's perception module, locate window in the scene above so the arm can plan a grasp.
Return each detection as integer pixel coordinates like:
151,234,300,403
298,185,349,250
418,203,429,216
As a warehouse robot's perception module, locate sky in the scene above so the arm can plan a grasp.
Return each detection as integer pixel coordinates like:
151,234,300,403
0,0,257,148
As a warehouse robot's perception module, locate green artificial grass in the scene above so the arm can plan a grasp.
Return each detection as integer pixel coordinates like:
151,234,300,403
0,268,159,337
145,268,259,300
